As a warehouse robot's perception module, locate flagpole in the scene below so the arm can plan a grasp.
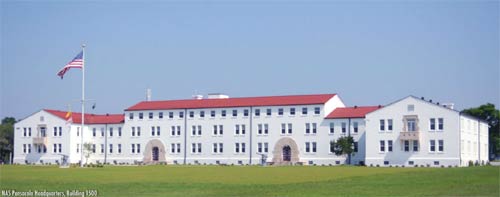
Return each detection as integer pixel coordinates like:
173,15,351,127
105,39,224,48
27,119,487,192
80,44,86,167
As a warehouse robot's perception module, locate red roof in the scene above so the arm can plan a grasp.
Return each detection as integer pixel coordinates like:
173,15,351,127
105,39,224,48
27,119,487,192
44,109,124,124
326,106,381,119
126,94,337,111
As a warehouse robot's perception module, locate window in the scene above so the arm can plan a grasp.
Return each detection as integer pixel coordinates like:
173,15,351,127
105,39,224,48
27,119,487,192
100,144,104,153
118,144,122,153
430,118,436,130
139,113,143,119
151,127,156,136
235,125,240,135
255,109,260,116
266,108,271,116
28,144,31,153
264,142,268,153
258,124,263,134
312,142,317,153
197,125,202,136
232,110,237,117
438,118,444,130
221,110,226,117
109,127,113,137
132,127,136,136
380,141,385,152
191,143,202,153
101,128,105,137
258,143,263,153
213,143,218,153
278,108,284,116
156,126,160,136
302,107,308,115
353,142,358,152
92,144,96,153
380,119,385,131
290,108,295,115
404,140,409,152
210,110,216,117
430,140,436,152
329,122,334,133
176,126,181,136
200,111,205,118
23,128,26,137
243,109,249,117
192,143,196,153
53,144,57,153
281,123,286,134
169,112,174,119
407,119,416,132
58,127,62,136
129,113,134,120
198,143,202,153
353,122,358,133
118,127,122,136
407,104,414,112
219,143,223,153
264,124,268,134
438,140,444,152
287,123,292,134
170,143,176,153
312,123,317,134
39,127,43,137
159,112,163,119
109,144,113,154
341,122,346,133
329,142,335,153
388,140,393,152
179,111,184,118
305,142,310,153
314,107,320,115
413,140,419,151
137,144,141,153
149,112,153,119
434,161,439,166
76,144,79,153
137,127,141,136
241,124,246,135
171,126,176,136
192,126,196,136
388,119,393,131
305,123,310,134
93,128,96,137
189,111,194,118
219,125,223,135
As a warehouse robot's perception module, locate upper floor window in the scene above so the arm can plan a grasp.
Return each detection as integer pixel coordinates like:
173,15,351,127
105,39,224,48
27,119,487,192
407,104,415,112
314,107,320,115
407,118,416,132
429,140,436,152
179,111,184,118
387,119,393,131
312,123,317,134
211,110,216,117
189,111,194,118
430,118,436,130
200,111,205,118
159,112,163,119
341,122,347,133
139,113,143,119
379,140,385,152
379,119,385,131
168,112,174,119
221,110,226,117
266,108,272,116
255,109,260,116
278,108,284,116
438,118,444,130
302,107,308,115
329,122,334,133
148,112,153,119
118,127,122,136
243,109,249,117
290,108,296,115
129,113,134,120
232,110,238,117
353,122,358,133
109,127,113,137
387,140,393,152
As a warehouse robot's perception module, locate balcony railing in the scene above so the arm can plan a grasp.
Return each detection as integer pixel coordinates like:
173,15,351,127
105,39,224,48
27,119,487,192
33,137,47,145
399,132,420,140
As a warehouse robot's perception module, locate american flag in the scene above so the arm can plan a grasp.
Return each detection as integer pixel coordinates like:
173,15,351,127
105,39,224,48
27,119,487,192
57,51,83,79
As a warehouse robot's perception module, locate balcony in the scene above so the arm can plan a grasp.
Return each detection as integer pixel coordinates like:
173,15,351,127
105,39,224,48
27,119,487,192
399,132,419,141
33,137,47,145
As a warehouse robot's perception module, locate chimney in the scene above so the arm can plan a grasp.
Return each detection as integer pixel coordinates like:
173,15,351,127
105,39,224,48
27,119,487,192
146,88,152,101
354,105,358,109
193,95,203,100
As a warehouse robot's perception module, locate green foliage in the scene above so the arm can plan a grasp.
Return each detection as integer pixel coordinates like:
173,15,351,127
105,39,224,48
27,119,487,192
0,165,498,196
330,136,354,156
0,117,16,163
462,103,500,157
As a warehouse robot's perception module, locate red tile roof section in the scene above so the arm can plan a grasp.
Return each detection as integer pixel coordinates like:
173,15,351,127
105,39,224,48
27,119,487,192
126,94,337,111
44,109,124,124
326,106,382,119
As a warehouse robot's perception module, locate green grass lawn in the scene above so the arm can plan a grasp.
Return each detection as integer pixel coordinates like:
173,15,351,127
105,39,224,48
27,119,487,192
0,165,498,196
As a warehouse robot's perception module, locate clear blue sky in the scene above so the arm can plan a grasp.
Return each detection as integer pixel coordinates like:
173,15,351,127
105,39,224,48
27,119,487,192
1,1,499,120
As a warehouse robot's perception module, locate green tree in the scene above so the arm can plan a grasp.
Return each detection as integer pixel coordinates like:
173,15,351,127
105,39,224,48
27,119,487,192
0,117,16,164
330,136,355,164
461,103,500,159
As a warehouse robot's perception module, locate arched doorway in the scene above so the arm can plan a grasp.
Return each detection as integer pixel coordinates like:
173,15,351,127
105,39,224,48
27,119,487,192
272,137,300,165
152,147,159,161
143,139,166,164
283,146,291,161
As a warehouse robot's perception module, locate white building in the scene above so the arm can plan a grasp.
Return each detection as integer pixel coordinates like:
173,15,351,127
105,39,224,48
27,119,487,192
365,96,489,167
13,94,489,167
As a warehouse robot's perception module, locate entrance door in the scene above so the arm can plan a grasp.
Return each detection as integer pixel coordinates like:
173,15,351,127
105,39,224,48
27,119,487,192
152,147,159,161
283,146,291,161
